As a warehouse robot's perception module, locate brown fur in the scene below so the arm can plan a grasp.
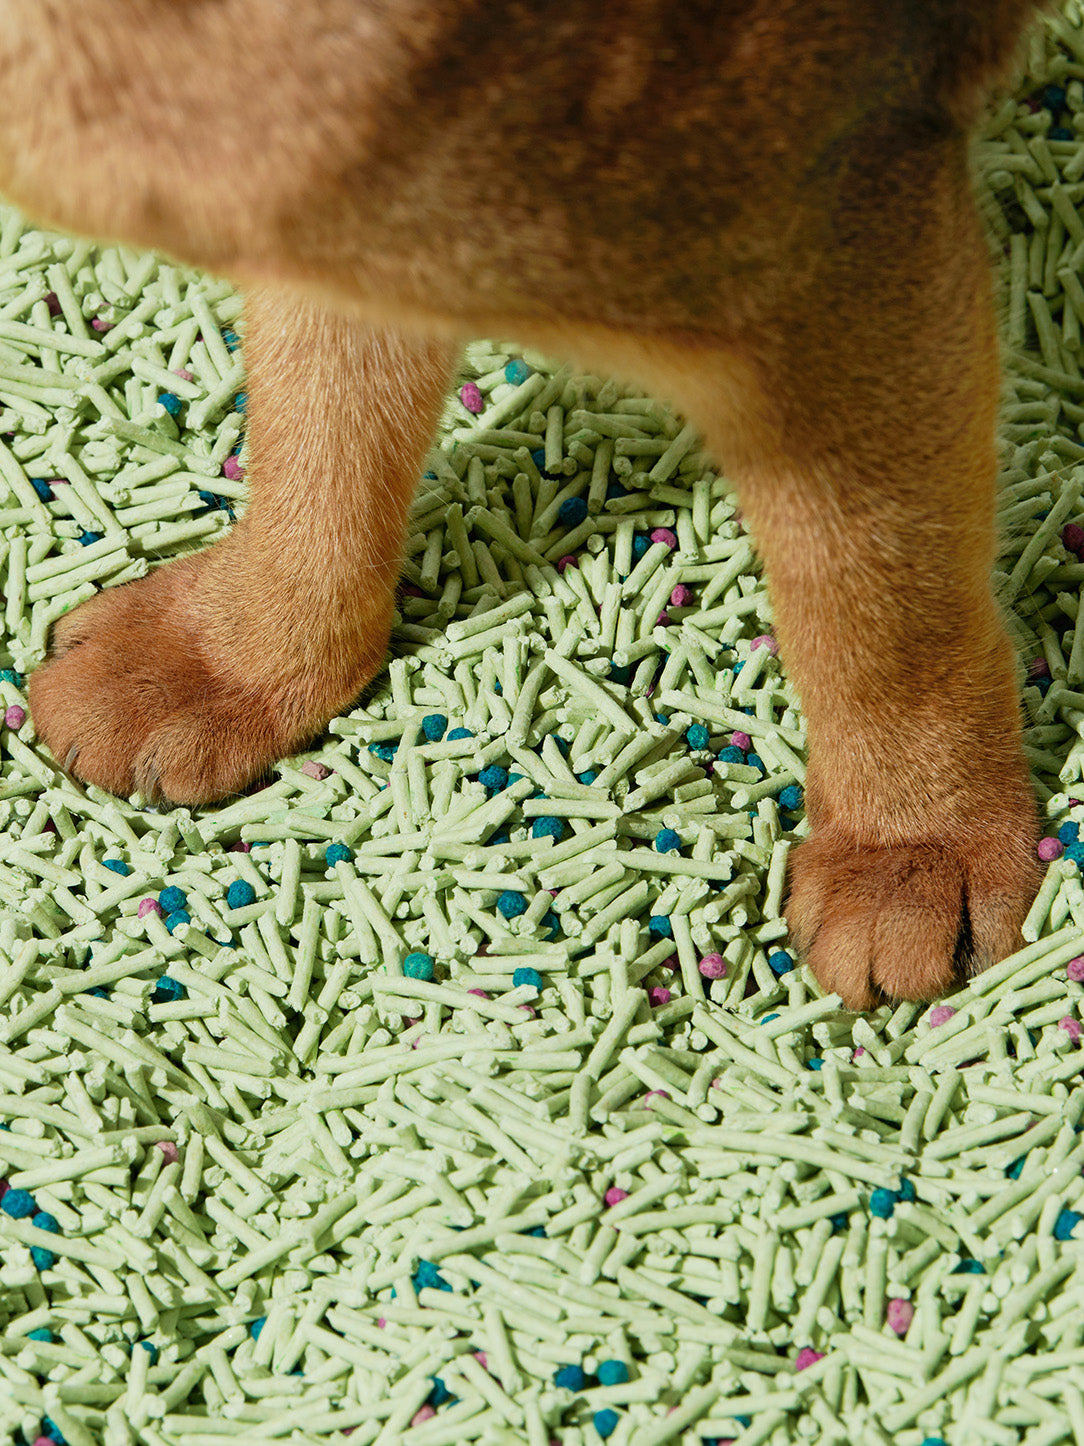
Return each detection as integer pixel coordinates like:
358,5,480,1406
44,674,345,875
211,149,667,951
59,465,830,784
15,0,1050,1007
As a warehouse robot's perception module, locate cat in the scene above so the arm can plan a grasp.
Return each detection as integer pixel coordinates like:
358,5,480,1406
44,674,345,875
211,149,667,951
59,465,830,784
10,0,1049,1008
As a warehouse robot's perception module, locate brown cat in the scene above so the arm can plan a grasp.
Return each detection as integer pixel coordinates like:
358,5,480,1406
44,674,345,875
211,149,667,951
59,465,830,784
11,0,1049,1008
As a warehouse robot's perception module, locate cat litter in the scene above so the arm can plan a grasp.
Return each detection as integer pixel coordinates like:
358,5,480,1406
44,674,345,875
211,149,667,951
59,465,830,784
6,7,1084,1445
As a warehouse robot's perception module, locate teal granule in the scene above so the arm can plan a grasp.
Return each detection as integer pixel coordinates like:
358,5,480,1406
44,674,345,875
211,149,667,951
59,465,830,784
496,889,528,918
403,950,435,980
225,878,256,908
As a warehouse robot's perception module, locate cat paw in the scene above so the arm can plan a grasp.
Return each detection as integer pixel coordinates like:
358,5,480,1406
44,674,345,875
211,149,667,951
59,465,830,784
28,554,348,806
785,819,1042,1010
